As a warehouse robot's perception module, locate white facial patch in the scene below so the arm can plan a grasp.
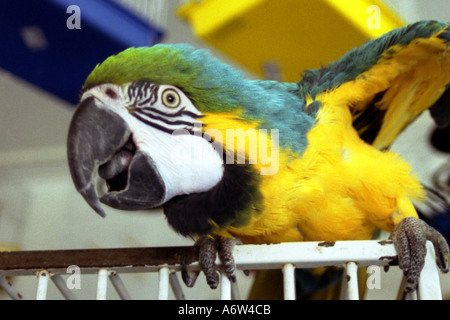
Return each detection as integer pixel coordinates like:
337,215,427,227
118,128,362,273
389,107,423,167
133,123,224,201
82,83,225,202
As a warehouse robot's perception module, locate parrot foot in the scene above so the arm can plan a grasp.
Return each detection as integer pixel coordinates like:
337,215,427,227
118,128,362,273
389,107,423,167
390,217,449,293
182,236,239,289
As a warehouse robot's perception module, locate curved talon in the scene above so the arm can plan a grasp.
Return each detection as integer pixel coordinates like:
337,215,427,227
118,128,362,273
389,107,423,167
425,223,450,273
390,217,449,292
181,258,200,288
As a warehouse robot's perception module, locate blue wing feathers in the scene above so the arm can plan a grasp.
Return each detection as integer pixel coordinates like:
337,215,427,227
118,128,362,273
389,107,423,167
297,20,449,100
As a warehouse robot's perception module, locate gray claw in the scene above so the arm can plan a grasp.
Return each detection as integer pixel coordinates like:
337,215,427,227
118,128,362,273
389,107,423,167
390,217,449,292
181,259,200,288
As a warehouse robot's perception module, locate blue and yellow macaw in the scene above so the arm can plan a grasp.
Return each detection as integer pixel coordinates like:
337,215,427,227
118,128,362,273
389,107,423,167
67,20,450,295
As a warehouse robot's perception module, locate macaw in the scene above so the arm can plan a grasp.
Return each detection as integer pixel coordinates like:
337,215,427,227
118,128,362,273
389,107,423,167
67,20,450,295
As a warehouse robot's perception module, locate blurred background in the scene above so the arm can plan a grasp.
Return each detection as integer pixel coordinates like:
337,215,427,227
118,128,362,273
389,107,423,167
0,0,449,299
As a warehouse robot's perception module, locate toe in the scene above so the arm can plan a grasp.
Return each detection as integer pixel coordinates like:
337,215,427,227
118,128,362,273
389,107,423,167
391,217,449,293
218,237,238,282
181,259,200,288
199,237,220,289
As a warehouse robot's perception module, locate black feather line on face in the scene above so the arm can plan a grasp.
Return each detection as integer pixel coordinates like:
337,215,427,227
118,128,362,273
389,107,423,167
139,106,203,119
128,81,159,106
135,109,196,128
163,146,262,237
131,113,194,135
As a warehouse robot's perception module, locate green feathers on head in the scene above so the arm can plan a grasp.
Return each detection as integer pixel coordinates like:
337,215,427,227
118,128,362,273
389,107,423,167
83,44,249,113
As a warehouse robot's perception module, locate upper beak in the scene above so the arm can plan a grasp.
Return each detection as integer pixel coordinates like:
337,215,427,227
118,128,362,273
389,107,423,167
67,96,166,217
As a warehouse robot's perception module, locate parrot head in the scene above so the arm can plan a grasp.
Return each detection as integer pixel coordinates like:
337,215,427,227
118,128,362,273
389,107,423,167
68,44,235,218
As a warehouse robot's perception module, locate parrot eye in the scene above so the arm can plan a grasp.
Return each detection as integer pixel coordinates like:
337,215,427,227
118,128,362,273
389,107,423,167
161,88,180,108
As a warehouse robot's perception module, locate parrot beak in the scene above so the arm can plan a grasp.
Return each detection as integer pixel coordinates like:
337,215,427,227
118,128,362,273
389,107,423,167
67,96,166,217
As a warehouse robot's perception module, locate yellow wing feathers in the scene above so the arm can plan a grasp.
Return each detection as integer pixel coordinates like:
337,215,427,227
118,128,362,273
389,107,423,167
343,35,450,150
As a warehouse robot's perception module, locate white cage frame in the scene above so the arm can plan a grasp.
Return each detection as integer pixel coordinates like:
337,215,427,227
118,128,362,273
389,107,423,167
0,240,443,300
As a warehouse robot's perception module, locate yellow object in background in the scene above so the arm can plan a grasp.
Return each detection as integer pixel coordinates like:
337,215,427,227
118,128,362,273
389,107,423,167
179,0,404,81
0,243,19,252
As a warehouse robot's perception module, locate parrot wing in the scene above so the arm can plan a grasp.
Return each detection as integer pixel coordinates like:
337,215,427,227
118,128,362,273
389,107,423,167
298,20,450,150
248,21,450,300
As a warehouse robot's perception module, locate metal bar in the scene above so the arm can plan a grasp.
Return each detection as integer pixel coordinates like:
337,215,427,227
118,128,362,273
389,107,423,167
396,276,406,300
0,276,23,300
0,241,397,277
397,277,418,300
404,290,418,300
340,269,347,299
220,273,232,300
232,240,398,270
51,274,77,300
282,264,296,300
36,270,49,300
0,246,199,275
342,262,359,300
169,271,186,300
96,268,108,300
158,267,170,300
417,242,442,300
109,271,132,300
231,280,241,300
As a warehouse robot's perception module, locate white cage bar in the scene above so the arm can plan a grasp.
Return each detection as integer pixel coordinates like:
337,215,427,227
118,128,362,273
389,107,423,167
35,270,49,300
0,240,443,300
